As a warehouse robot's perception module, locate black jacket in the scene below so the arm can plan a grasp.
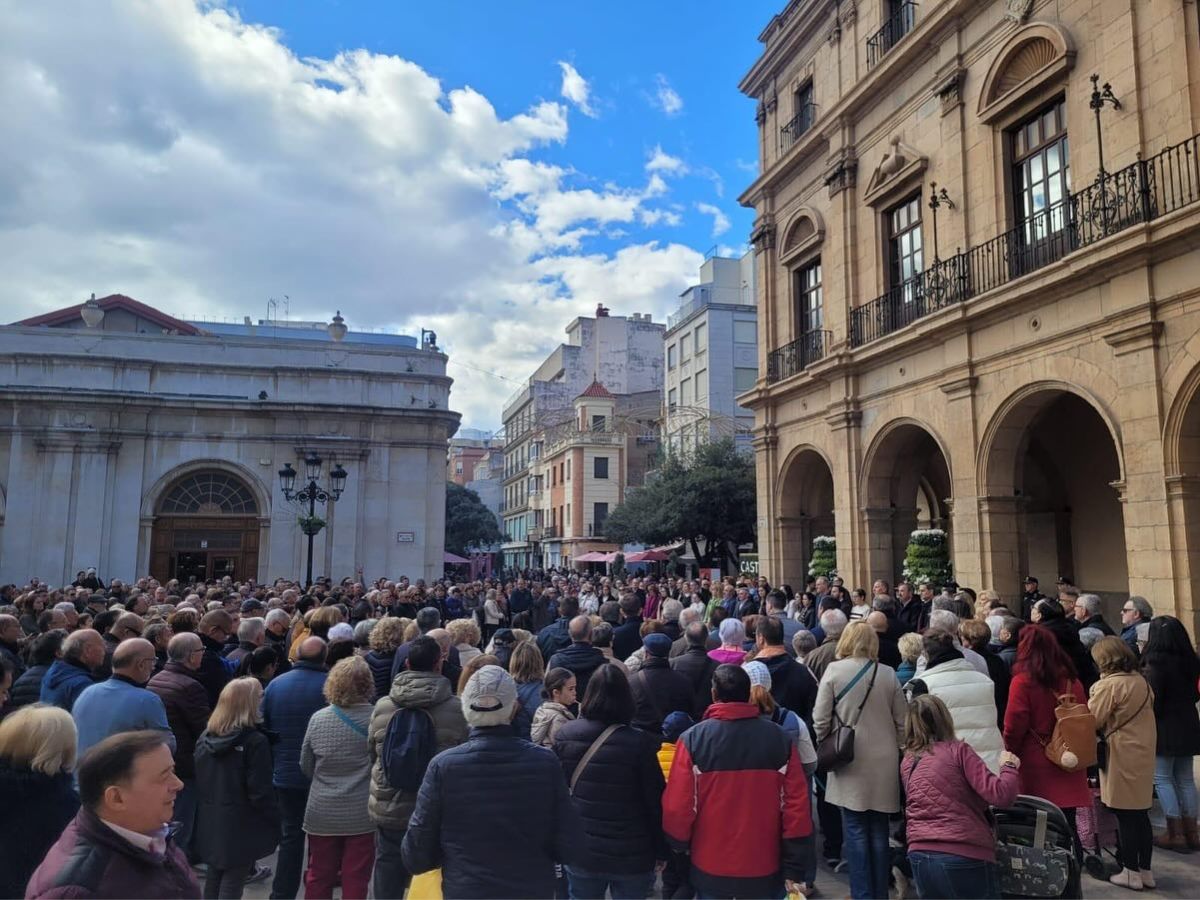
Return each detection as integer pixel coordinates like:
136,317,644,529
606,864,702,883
548,642,608,701
628,657,694,734
670,646,719,716
146,662,211,780
401,725,585,899
1077,614,1115,636
0,761,79,899
193,726,280,869
757,651,818,725
896,598,924,634
264,630,292,676
612,617,644,662
365,648,396,700
1145,659,1200,757
195,633,232,709
0,639,26,680
553,718,667,874
10,662,51,710
1041,615,1099,689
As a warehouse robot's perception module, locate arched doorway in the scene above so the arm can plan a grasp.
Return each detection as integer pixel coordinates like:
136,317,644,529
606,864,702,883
777,448,836,587
982,388,1127,610
150,471,261,583
862,422,953,584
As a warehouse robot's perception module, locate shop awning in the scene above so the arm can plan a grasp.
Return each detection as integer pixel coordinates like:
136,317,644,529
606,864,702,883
443,551,471,564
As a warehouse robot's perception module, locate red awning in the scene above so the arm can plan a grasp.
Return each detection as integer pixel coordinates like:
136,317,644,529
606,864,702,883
625,549,670,562
575,551,616,563
443,551,470,564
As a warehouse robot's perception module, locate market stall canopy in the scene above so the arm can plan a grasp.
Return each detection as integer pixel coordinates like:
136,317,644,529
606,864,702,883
443,551,471,564
575,551,617,563
625,549,671,562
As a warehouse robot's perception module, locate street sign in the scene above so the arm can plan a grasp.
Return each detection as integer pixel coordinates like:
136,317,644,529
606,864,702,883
396,531,415,543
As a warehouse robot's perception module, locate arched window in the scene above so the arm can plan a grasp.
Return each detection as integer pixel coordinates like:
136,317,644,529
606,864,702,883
158,472,258,515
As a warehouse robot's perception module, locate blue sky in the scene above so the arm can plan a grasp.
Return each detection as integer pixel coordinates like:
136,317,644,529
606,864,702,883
1,0,780,429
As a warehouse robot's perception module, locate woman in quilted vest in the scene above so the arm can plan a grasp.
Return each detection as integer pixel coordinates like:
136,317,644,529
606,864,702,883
902,694,1021,898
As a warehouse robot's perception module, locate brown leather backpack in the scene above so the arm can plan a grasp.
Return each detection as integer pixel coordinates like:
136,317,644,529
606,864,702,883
1040,691,1097,771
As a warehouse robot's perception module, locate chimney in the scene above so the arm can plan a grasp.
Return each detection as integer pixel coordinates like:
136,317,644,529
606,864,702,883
596,303,610,318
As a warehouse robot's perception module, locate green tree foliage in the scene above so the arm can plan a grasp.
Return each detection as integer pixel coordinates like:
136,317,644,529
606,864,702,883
808,535,837,579
603,438,755,571
902,528,953,587
445,483,504,556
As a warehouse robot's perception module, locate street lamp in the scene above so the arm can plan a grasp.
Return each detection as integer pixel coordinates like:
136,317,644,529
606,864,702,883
278,453,348,588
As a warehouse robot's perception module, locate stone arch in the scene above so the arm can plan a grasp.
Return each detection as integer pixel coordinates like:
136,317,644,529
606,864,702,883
1162,359,1200,633
978,383,1127,611
776,445,837,587
860,418,954,584
778,207,826,264
140,459,271,519
977,22,1076,122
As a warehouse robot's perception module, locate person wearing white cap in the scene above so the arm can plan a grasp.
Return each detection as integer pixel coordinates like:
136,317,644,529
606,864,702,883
401,665,585,898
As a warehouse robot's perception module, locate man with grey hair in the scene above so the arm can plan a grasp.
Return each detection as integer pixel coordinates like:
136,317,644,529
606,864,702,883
670,606,707,658
1121,595,1153,655
225,616,266,669
805,609,847,681
53,601,79,631
1072,592,1113,635
660,598,684,642
41,628,104,711
401,665,584,898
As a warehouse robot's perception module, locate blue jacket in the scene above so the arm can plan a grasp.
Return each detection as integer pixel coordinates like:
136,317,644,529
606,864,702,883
536,617,572,662
262,661,328,789
73,676,175,759
401,725,585,899
39,659,97,713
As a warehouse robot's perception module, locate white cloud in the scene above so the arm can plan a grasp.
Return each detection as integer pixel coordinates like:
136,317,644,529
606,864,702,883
557,61,596,118
652,74,683,116
696,202,732,238
645,145,686,175
0,1,704,429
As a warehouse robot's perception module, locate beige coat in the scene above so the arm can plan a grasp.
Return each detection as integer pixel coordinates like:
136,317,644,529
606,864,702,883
813,656,908,813
1089,671,1156,810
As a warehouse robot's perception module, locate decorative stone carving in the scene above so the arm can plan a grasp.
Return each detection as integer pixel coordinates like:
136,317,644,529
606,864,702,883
751,217,777,253
827,21,841,45
1005,0,1034,24
756,101,767,125
840,0,857,25
863,135,926,207
935,69,965,116
825,157,858,198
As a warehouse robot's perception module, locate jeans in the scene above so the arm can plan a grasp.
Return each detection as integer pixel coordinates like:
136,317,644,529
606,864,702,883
204,864,252,900
841,809,890,900
908,851,1000,900
305,832,375,900
173,777,198,862
565,867,654,900
270,787,309,899
1154,755,1198,818
372,826,411,899
1111,808,1153,871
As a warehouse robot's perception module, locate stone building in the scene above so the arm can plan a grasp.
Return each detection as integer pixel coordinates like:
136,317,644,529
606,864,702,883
738,0,1200,627
0,294,459,586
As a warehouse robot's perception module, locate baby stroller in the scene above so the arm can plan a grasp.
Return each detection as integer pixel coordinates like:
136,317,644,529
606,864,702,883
993,795,1081,899
1077,779,1120,881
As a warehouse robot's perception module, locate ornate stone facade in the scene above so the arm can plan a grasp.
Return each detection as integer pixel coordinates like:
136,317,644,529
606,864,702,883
739,0,1200,629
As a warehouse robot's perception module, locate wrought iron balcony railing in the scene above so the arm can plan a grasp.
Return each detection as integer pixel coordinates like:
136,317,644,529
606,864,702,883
780,103,817,153
766,330,831,384
867,1,917,68
850,131,1200,347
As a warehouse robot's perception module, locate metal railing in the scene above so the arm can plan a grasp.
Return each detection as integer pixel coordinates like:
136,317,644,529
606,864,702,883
766,330,831,383
867,1,917,68
850,132,1200,347
780,102,817,153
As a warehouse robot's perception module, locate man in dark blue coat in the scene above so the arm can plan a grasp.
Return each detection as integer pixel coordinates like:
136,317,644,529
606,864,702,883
612,594,644,662
537,595,579,662
548,616,608,700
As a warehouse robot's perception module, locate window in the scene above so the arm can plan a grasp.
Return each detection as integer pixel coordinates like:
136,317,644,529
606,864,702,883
735,367,758,392
668,387,677,410
695,368,708,402
667,344,677,369
594,456,609,479
591,414,606,431
694,323,706,354
159,472,258,515
887,195,923,303
566,458,571,480
733,320,757,343
593,502,609,534
1012,99,1070,245
680,378,691,405
680,334,691,361
795,258,823,333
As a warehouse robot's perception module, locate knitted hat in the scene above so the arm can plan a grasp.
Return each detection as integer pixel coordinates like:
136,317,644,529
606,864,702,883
461,665,517,727
643,633,672,658
742,660,772,691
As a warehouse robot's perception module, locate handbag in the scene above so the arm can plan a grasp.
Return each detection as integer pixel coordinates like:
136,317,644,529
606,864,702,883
1097,679,1151,771
1038,689,1098,771
995,807,1072,897
816,661,878,771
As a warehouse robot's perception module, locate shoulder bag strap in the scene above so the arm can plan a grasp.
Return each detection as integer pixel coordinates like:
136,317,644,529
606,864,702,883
332,705,369,738
1102,679,1152,739
570,724,621,794
829,659,874,726
848,663,880,728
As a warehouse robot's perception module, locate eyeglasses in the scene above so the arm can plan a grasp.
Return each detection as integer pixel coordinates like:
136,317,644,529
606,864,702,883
1122,606,1136,613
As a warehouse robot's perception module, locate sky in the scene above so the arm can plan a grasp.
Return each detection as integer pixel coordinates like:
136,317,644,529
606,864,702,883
0,0,779,429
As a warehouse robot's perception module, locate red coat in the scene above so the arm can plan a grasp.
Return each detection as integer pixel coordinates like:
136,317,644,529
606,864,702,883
1002,674,1090,809
663,701,811,898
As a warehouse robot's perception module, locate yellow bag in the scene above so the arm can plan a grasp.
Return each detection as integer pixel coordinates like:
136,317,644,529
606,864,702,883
408,868,442,900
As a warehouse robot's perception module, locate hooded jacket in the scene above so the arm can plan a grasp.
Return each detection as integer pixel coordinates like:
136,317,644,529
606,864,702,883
908,653,1005,772
39,659,96,713
757,650,818,725
531,701,575,747
193,726,280,869
0,761,79,899
662,701,811,899
368,669,468,831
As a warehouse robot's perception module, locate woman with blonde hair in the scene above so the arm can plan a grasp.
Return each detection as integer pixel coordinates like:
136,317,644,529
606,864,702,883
509,639,546,741
300,656,377,899
365,616,407,700
0,705,80,898
194,677,280,899
812,621,908,900
447,617,482,668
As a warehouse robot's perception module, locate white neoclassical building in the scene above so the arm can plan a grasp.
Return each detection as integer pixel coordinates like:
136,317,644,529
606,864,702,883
0,294,460,586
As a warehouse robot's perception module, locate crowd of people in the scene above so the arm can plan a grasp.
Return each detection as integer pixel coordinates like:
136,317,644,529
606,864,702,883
0,566,1197,899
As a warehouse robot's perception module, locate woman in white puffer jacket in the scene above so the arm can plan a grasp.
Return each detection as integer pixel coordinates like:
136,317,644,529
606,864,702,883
906,630,1005,772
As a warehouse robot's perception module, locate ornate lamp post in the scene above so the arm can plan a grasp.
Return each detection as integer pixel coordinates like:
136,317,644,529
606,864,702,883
279,452,348,588
1089,74,1121,233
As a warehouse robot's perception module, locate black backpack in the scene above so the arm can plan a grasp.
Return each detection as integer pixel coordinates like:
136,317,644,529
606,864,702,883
380,702,437,793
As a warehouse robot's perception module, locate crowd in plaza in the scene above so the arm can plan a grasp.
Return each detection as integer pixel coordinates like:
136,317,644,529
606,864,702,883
0,565,1197,899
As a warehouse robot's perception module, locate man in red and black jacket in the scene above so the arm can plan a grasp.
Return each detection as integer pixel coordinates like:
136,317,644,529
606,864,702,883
662,664,812,899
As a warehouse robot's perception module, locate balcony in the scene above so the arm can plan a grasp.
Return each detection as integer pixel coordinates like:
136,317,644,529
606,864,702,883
780,102,817,154
542,525,560,540
866,2,917,69
766,330,831,384
850,132,1200,348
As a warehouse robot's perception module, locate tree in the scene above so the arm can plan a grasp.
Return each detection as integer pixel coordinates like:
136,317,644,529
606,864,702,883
808,535,837,579
902,528,953,587
603,438,755,573
445,483,504,556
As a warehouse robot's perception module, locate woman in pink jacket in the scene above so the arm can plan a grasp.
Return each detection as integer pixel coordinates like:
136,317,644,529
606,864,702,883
901,694,1021,899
